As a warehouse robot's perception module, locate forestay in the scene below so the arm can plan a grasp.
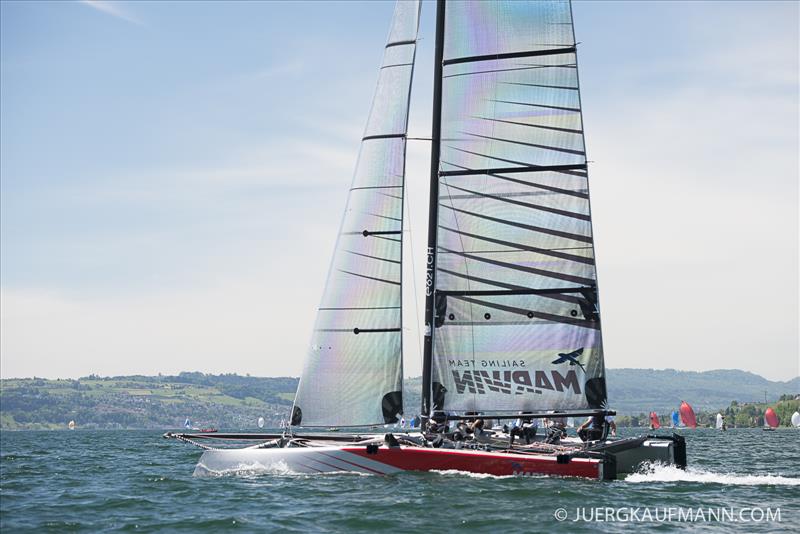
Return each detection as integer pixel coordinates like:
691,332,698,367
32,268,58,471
429,0,607,414
292,0,420,427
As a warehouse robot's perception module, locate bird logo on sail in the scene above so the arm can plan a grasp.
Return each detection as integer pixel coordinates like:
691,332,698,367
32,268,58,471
551,348,586,372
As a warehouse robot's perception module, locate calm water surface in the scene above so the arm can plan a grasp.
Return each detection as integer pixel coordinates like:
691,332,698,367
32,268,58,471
1,428,798,532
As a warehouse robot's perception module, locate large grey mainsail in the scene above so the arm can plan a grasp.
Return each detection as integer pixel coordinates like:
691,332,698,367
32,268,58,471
292,0,420,427
426,0,607,414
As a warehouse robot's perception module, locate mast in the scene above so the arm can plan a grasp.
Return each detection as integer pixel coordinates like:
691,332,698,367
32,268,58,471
421,0,446,418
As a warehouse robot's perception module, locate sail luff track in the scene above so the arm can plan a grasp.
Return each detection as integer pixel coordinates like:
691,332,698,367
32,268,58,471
292,0,421,428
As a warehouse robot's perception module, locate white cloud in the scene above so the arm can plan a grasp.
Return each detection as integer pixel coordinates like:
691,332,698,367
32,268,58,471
2,1,797,383
0,267,323,379
49,137,356,211
80,1,143,26
582,29,798,381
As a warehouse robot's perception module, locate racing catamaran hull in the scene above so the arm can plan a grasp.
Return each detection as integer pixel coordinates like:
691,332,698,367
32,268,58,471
193,435,684,480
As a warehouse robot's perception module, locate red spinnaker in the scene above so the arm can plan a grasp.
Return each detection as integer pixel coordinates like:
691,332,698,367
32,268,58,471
765,408,780,428
649,412,661,429
679,401,697,428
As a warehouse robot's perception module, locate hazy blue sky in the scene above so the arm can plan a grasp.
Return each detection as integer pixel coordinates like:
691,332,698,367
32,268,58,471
1,1,797,381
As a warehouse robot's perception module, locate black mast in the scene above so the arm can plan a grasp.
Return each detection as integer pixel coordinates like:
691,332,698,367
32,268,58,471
422,0,446,418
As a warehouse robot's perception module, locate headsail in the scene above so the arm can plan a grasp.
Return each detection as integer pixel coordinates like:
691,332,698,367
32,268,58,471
292,0,421,427
425,0,606,414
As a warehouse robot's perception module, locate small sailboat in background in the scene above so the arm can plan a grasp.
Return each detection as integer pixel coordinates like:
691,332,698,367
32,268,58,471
184,417,217,433
679,401,697,429
68,420,75,430
257,417,265,429
791,411,800,428
671,410,680,428
715,413,726,431
649,412,660,430
763,408,779,431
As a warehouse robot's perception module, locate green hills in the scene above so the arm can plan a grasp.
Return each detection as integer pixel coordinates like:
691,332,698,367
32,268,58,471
1,369,797,430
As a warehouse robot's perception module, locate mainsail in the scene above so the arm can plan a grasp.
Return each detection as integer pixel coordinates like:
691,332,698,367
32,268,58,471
292,0,421,427
424,0,607,414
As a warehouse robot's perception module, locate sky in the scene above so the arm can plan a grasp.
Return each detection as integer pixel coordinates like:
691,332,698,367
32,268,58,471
1,1,797,381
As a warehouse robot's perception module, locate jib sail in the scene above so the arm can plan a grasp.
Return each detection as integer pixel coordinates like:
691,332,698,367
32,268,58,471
292,0,421,427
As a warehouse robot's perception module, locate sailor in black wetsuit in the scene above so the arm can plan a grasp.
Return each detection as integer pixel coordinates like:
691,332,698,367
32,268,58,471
577,414,615,441
508,412,538,446
427,411,448,433
544,411,568,444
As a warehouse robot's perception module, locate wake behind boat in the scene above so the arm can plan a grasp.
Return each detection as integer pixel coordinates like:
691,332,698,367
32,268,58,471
167,0,687,480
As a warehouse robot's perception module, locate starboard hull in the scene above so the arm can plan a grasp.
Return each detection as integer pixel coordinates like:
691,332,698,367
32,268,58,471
196,445,603,478
194,434,684,480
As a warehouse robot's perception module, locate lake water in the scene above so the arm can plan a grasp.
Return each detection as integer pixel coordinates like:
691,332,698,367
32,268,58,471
1,428,798,532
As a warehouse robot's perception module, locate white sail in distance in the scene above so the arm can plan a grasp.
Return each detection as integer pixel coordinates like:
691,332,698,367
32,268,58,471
291,0,421,427
428,0,607,414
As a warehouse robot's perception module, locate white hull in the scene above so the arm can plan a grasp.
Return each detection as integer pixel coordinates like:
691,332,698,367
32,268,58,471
190,433,684,480
195,445,403,476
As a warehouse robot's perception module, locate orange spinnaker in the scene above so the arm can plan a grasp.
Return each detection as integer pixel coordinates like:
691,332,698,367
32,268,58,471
679,401,697,428
649,412,661,429
765,407,780,428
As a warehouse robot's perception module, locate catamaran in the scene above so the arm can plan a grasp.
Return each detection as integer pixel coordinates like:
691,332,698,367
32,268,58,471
166,0,686,480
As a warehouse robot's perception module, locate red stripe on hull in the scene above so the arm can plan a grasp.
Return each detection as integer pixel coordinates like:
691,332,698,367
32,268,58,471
344,447,601,479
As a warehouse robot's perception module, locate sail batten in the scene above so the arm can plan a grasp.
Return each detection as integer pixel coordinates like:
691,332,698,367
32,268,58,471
443,45,577,66
426,0,607,414
292,0,421,427
440,164,587,177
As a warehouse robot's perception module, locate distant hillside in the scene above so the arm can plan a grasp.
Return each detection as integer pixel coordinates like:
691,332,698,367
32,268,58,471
1,369,797,429
0,373,298,430
606,369,799,415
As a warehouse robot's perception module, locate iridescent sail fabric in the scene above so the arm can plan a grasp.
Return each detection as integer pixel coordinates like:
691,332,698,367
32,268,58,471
429,0,607,413
292,0,420,427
